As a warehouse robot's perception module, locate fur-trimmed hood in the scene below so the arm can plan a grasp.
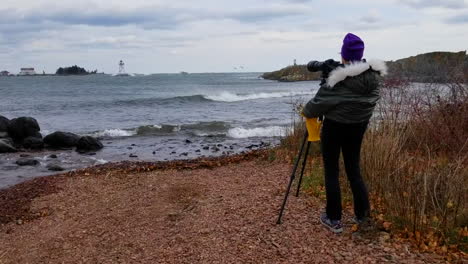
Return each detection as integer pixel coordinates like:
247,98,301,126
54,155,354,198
326,59,387,88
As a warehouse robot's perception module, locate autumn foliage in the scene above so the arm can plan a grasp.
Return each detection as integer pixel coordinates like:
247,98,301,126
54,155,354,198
361,77,467,251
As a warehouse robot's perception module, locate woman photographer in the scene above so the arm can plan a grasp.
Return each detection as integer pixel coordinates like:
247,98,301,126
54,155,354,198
302,33,387,233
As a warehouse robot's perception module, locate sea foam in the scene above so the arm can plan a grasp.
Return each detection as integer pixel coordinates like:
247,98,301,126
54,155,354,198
92,129,136,137
227,126,288,138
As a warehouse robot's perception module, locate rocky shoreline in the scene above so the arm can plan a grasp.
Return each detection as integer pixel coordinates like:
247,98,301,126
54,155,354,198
0,115,277,189
261,65,321,82
0,115,104,172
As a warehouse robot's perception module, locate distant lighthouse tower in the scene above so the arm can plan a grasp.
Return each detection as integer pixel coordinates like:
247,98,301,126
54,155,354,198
119,60,126,74
116,60,129,76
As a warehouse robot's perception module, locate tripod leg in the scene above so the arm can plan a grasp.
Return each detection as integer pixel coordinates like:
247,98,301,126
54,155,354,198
276,131,308,224
295,141,311,197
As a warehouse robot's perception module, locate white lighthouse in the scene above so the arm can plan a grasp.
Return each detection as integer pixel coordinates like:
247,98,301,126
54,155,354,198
116,60,130,76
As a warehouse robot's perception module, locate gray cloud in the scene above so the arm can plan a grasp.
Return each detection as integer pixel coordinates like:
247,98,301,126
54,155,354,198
0,7,187,30
360,12,380,24
399,0,467,9
0,5,309,32
224,7,309,23
445,13,468,23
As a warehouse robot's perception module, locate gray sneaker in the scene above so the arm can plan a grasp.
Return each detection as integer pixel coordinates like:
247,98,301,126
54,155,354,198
320,213,343,233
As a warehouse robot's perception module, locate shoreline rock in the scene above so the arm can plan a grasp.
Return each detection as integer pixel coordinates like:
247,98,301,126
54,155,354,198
7,117,41,142
0,138,17,153
16,158,39,166
44,131,80,148
76,136,104,153
23,136,44,150
46,163,65,171
0,116,9,135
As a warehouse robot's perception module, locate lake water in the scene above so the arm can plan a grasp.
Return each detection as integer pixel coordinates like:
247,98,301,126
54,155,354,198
0,73,320,188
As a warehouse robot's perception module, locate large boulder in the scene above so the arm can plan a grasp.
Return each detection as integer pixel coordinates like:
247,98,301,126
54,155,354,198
76,136,103,153
23,136,44,149
7,117,41,142
44,131,80,148
0,115,9,133
0,138,17,153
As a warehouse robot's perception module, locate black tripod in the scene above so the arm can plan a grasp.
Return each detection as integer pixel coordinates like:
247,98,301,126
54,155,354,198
277,130,312,224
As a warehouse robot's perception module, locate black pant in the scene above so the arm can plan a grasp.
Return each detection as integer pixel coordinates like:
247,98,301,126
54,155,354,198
321,118,370,221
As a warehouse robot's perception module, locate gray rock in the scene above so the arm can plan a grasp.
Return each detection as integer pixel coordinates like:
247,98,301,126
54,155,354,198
23,136,44,149
0,138,16,153
76,136,103,153
46,163,65,171
48,154,58,159
7,117,41,142
44,131,80,148
16,158,39,166
0,115,9,133
129,154,138,158
0,132,8,138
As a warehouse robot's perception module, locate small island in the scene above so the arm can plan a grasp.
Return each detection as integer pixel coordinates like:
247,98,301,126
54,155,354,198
261,64,321,82
56,65,97,75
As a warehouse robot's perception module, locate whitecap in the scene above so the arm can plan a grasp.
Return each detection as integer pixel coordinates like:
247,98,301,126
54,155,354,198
227,126,289,138
203,91,314,102
90,157,108,165
92,129,136,137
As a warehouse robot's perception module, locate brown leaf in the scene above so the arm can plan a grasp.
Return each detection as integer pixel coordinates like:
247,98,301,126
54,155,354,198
383,221,392,231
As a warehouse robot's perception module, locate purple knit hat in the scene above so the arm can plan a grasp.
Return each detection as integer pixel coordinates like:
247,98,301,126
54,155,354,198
341,33,364,62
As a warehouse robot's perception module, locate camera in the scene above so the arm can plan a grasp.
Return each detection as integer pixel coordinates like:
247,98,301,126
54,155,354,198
307,59,340,84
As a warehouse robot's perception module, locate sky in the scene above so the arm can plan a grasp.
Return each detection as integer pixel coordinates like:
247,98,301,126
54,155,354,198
1,0,467,74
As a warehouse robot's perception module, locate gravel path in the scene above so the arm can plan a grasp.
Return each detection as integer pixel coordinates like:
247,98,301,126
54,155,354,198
0,155,448,263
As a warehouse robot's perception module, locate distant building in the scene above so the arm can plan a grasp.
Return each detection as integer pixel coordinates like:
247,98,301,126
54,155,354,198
19,67,36,75
0,71,9,76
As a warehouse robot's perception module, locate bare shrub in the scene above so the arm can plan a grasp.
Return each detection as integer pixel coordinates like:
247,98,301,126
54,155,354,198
361,76,468,244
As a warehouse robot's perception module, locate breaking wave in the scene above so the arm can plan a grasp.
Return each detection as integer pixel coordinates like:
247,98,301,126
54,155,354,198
203,91,314,102
92,128,136,137
88,122,288,139
227,126,288,138
111,91,313,106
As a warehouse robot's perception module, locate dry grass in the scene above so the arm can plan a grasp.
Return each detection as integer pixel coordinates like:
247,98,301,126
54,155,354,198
362,78,468,249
